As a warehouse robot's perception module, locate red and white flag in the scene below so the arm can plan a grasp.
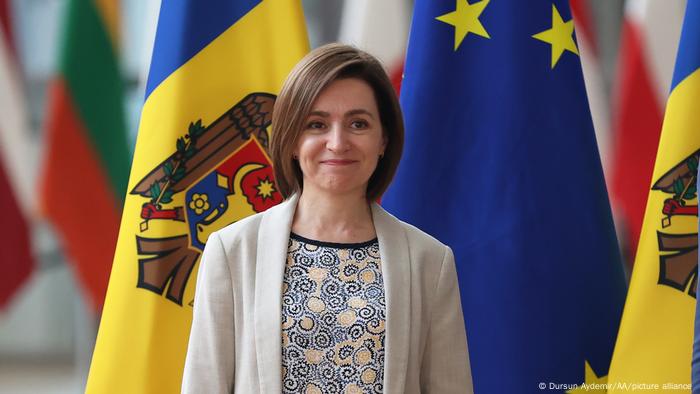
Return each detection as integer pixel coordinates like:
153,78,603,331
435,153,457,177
609,0,685,263
0,0,35,309
570,0,612,178
338,0,410,93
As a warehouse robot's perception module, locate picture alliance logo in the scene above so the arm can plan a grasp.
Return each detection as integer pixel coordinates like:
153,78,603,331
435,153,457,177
537,382,691,391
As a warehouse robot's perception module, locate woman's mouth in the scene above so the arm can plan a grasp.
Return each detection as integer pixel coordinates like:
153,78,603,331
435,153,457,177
320,159,357,165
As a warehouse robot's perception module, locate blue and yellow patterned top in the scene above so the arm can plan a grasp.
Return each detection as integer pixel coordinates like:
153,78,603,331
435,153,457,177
281,233,386,394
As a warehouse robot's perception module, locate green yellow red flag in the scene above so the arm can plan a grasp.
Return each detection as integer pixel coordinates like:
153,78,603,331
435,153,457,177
86,1,308,392
39,0,131,310
608,1,700,391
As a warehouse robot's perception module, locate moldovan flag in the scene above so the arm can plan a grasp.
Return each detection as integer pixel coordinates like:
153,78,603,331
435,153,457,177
86,1,308,392
0,0,34,308
39,0,131,310
608,1,700,390
381,0,627,391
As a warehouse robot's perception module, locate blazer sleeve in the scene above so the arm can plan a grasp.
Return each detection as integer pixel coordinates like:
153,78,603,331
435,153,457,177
182,232,235,394
420,246,474,393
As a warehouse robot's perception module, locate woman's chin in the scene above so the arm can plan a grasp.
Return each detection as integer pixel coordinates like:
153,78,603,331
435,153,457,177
305,179,368,197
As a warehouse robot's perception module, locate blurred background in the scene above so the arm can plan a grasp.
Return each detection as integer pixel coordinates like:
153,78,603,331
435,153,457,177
0,0,688,392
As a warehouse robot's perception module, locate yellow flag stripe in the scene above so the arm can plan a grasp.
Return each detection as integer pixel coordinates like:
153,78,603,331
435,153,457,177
608,68,700,389
93,0,120,47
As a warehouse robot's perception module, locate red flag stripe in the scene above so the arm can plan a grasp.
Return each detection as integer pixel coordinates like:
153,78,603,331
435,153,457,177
40,79,122,308
0,0,15,55
0,154,33,308
609,19,664,261
570,0,599,56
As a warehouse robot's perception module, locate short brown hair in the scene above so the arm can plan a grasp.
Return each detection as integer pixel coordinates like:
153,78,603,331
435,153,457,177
270,43,404,201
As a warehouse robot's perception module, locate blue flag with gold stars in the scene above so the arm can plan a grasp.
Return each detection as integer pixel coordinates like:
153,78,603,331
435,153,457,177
381,0,627,391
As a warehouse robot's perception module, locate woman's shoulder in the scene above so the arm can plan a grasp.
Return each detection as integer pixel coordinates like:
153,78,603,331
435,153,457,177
398,221,453,268
207,196,295,246
401,220,449,251
208,209,265,246
374,203,450,255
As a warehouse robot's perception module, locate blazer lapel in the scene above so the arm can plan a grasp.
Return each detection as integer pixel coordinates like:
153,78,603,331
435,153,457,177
371,202,411,394
254,194,298,393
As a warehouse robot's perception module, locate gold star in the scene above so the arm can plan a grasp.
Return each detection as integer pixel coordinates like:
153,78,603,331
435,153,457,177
436,0,491,51
566,361,607,393
256,178,275,200
532,4,579,68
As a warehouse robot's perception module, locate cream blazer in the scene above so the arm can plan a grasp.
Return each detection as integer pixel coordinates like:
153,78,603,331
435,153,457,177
181,194,473,393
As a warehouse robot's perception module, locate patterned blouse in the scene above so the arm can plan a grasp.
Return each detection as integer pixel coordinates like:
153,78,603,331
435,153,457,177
281,233,386,394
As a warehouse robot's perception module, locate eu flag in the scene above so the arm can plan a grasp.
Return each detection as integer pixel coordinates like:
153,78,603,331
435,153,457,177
381,0,627,391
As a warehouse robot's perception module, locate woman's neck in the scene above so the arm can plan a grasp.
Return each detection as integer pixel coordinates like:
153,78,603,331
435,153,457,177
291,190,376,243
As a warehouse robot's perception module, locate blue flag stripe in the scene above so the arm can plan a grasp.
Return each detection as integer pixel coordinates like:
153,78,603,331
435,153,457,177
671,0,700,90
145,0,261,98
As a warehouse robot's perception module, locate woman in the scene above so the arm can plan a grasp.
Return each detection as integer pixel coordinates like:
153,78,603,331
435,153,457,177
182,43,472,393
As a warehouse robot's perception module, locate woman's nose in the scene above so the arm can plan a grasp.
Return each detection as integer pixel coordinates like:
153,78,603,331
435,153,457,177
326,124,349,152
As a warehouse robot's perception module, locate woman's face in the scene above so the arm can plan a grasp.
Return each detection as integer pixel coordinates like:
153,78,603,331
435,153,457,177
294,78,387,198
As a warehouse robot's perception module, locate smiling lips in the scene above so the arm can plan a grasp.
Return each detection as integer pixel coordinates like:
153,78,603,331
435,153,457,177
320,159,357,165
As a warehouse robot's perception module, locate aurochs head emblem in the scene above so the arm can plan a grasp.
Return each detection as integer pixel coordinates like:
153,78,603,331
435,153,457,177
130,93,282,305
655,150,699,298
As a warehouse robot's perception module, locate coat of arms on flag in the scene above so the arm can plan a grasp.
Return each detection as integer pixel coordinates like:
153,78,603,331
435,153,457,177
655,150,699,297
130,93,282,306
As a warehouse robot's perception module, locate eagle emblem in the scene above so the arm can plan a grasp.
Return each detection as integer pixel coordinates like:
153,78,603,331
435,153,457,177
130,93,282,305
655,150,699,298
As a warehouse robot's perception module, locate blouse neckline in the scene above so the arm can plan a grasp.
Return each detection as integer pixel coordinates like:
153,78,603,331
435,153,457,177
289,232,378,249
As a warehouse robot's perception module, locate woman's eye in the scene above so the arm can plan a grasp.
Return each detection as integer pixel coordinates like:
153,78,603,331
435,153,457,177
350,120,369,129
306,121,325,130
